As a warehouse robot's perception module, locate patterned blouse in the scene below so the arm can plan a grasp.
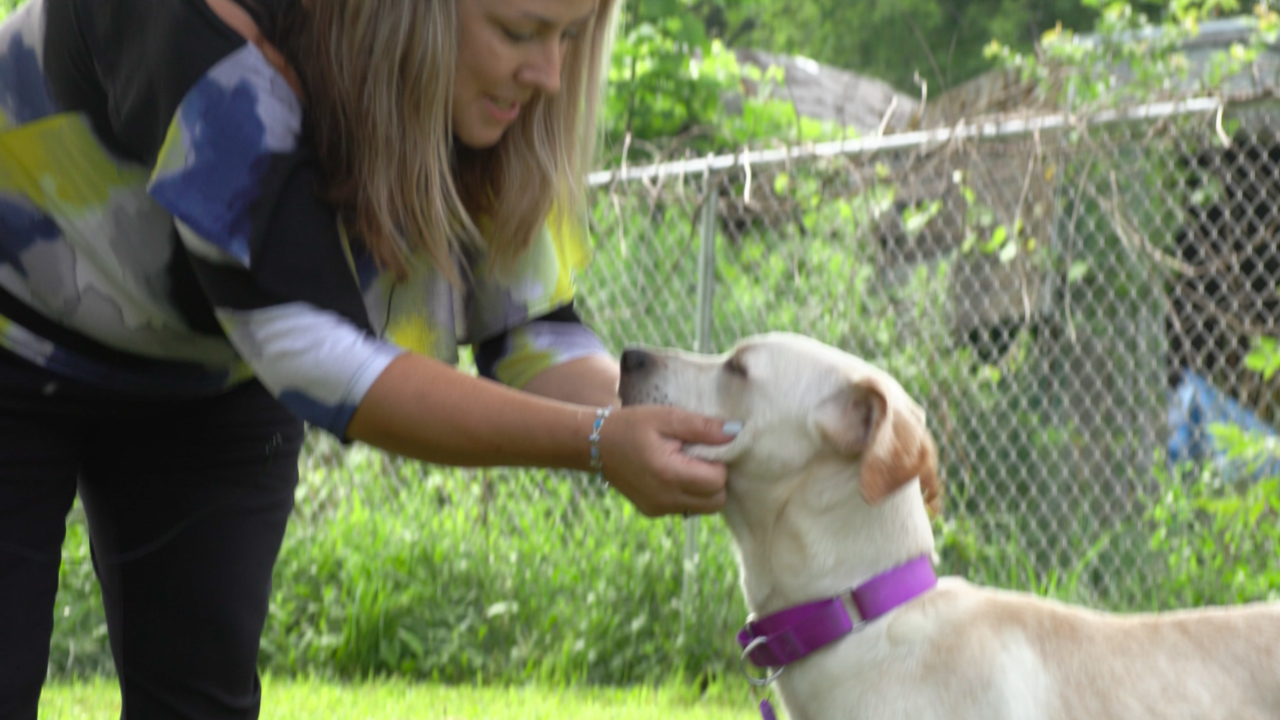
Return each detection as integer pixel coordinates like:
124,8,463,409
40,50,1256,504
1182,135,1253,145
0,0,608,437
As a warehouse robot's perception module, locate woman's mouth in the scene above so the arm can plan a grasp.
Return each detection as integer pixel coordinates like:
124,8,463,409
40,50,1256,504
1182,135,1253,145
484,96,521,123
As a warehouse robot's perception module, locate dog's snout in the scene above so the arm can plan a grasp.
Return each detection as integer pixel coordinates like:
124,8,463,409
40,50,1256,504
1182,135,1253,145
620,349,651,375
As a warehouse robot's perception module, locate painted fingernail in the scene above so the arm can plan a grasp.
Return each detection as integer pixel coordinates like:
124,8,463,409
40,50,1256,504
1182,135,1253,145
722,421,743,436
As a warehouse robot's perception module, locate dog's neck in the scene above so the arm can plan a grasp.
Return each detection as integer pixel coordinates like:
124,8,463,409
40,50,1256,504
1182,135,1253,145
723,459,935,617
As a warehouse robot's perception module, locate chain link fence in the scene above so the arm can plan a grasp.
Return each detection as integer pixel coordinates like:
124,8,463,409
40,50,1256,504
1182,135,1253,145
575,95,1280,610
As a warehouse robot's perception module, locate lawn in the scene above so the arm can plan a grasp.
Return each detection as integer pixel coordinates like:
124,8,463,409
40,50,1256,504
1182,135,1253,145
39,677,759,719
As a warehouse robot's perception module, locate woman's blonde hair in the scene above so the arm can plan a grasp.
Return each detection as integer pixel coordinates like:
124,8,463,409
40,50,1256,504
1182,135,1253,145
280,0,619,282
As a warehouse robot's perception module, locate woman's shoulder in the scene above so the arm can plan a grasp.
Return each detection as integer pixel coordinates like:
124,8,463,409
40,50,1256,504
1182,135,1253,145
70,0,250,62
46,0,277,165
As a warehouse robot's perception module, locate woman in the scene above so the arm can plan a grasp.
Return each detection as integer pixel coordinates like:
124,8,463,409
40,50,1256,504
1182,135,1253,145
0,0,734,717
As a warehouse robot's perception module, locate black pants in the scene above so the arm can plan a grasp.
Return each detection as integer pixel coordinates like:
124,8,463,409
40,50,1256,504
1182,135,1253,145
0,349,304,720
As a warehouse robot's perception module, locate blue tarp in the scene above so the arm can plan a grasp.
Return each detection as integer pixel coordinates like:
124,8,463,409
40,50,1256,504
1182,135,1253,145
1167,369,1280,482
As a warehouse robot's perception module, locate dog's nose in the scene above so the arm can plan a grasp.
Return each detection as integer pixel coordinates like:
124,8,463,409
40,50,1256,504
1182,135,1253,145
620,349,650,375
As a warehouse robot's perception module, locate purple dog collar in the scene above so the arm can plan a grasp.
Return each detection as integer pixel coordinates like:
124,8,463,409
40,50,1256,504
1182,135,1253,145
736,555,937,671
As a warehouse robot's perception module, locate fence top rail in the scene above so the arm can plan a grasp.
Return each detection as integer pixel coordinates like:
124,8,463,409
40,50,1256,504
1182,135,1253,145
587,96,1222,188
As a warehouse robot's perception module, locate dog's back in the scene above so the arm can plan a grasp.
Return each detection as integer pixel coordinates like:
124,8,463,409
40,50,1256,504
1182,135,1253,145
810,579,1280,720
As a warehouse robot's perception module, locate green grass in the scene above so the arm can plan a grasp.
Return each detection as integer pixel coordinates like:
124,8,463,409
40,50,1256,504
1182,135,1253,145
39,677,757,720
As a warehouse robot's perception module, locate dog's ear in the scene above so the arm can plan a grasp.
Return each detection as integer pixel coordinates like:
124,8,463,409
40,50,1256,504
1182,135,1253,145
815,377,942,514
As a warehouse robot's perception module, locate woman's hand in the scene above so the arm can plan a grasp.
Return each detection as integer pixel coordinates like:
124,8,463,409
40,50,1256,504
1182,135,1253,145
595,405,737,517
349,352,735,518
520,355,735,516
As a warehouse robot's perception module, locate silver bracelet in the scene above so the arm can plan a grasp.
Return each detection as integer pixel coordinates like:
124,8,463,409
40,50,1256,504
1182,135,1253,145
589,405,614,483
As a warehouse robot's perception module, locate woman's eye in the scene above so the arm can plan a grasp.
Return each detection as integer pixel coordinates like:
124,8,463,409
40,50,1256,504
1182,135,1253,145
502,27,535,42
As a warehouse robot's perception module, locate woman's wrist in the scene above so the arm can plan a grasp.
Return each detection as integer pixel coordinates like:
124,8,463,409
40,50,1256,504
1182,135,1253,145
517,354,624,476
588,404,614,482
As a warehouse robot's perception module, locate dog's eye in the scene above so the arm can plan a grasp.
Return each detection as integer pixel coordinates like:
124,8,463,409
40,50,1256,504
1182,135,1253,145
725,356,748,378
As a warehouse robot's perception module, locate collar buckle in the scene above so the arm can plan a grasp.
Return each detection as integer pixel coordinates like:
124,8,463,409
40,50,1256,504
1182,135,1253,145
739,636,786,687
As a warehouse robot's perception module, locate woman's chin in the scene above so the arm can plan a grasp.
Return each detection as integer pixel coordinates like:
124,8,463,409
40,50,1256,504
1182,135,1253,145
454,127,505,151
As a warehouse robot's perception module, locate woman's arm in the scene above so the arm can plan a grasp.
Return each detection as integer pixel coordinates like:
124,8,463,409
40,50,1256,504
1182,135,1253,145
346,351,732,516
346,352,597,470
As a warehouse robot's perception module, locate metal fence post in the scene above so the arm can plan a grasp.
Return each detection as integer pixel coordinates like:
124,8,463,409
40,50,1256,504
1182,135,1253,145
680,167,719,641
695,171,718,357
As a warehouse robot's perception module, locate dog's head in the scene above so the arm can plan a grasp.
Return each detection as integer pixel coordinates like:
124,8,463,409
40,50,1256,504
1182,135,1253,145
618,332,941,513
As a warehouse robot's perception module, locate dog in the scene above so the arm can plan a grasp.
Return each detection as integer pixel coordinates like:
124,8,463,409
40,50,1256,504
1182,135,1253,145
619,332,1280,720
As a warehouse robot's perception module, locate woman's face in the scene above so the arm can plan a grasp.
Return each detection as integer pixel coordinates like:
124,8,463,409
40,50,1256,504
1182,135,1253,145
453,0,597,149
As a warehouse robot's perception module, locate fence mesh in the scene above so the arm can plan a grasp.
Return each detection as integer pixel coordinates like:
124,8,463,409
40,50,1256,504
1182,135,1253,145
576,97,1280,606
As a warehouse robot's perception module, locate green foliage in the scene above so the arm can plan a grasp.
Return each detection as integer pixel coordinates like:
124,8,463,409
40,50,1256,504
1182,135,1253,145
739,0,1104,93
935,509,1118,606
934,460,1280,614
1246,335,1280,381
48,511,111,678
1143,336,1280,607
602,0,1120,151
604,0,845,162
607,0,725,144
936,413,1280,614
985,0,1280,109
265,442,740,684
1147,463,1280,606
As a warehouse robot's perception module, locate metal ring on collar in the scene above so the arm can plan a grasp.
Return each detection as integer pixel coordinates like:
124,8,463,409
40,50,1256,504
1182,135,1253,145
739,636,785,687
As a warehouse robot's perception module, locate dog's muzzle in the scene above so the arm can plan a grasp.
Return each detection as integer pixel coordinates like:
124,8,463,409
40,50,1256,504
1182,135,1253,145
618,348,656,407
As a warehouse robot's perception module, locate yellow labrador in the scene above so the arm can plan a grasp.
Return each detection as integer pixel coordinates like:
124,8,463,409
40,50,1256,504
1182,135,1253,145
618,332,1280,720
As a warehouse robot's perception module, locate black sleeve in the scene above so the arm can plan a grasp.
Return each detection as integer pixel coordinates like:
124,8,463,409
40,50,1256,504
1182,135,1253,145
45,0,249,166
474,303,584,380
